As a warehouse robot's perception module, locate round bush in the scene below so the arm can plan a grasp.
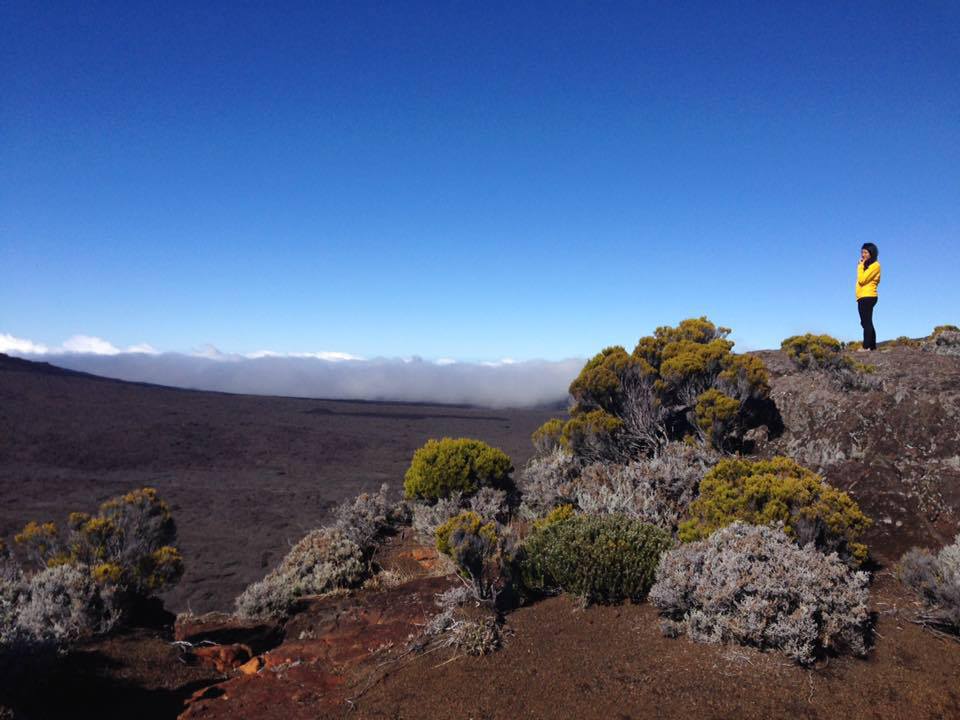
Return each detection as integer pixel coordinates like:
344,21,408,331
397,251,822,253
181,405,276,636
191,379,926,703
651,523,870,664
781,333,846,369
678,456,872,564
519,514,672,603
404,438,513,502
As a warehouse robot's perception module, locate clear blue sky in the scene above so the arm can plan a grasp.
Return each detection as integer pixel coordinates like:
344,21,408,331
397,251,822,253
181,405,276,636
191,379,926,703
2,1,958,361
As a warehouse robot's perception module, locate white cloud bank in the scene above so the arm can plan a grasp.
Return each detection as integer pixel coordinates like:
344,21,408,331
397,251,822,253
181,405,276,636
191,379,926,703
0,333,581,407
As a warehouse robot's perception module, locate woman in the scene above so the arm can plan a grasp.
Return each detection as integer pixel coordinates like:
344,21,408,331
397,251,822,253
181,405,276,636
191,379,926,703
856,243,881,350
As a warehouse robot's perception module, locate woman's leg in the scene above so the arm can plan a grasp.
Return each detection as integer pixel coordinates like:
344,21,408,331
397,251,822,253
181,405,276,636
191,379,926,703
858,298,878,349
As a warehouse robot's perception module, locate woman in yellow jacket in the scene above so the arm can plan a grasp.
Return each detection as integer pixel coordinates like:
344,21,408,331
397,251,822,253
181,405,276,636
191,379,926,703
856,243,881,350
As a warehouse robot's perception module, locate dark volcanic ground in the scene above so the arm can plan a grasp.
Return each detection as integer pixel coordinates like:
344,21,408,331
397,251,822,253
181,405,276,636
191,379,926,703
0,354,558,613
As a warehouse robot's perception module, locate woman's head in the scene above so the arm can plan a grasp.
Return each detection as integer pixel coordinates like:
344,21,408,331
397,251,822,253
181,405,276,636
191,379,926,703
861,243,878,267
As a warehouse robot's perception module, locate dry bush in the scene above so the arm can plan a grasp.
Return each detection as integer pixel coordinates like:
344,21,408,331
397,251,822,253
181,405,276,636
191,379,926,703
12,488,183,600
0,554,26,650
650,523,870,664
235,527,366,619
573,442,716,532
412,492,466,538
468,487,509,524
419,586,502,656
0,564,119,657
333,483,408,549
515,448,581,518
898,534,960,635
923,325,960,356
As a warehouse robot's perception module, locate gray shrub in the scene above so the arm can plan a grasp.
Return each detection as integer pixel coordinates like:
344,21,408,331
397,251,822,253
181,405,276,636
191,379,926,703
235,527,366,619
650,523,870,664
412,492,466,538
515,448,581,518
468,487,509,524
898,533,960,633
574,442,715,532
13,564,119,648
333,483,405,550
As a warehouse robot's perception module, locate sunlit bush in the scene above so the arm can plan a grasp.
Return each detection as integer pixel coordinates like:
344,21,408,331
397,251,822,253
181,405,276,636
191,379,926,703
535,317,771,460
678,457,872,565
781,333,878,391
404,438,513,502
574,442,717,533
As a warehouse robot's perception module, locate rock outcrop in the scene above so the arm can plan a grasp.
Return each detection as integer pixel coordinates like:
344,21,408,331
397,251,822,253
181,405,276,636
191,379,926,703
759,346,960,559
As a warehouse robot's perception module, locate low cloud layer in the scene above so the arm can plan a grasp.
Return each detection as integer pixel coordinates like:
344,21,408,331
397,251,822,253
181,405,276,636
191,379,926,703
1,333,581,407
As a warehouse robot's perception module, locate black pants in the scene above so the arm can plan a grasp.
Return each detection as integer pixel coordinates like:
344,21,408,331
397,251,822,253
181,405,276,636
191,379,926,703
858,297,878,350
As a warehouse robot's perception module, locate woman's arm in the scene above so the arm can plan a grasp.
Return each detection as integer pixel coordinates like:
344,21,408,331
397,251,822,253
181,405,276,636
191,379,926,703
858,262,880,286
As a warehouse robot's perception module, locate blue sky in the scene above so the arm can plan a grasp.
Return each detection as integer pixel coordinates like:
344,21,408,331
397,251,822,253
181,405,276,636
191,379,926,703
2,1,958,362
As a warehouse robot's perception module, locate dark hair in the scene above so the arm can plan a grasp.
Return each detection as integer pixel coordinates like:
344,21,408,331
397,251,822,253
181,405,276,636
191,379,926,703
861,243,878,269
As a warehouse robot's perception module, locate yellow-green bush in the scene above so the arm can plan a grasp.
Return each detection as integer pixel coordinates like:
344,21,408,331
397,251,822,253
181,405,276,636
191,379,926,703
435,511,498,557
435,511,511,603
404,438,513,501
532,503,576,532
782,334,879,390
694,389,740,448
538,318,771,459
679,457,872,564
519,514,672,603
781,334,846,369
12,487,184,598
531,418,564,455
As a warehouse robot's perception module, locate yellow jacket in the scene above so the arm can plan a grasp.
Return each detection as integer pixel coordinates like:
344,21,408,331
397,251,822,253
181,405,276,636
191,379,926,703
856,261,881,299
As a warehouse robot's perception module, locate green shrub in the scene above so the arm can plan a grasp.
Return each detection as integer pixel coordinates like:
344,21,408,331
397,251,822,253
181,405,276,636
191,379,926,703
12,488,183,600
404,438,513,502
889,336,920,348
538,318,771,460
933,325,960,336
519,514,672,603
678,457,872,564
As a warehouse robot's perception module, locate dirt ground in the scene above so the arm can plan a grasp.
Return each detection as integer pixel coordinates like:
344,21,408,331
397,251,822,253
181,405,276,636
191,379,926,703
347,573,960,720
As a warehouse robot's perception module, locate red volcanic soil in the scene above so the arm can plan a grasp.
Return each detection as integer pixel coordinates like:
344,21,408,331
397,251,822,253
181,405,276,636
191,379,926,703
0,353,558,614
7,536,960,720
